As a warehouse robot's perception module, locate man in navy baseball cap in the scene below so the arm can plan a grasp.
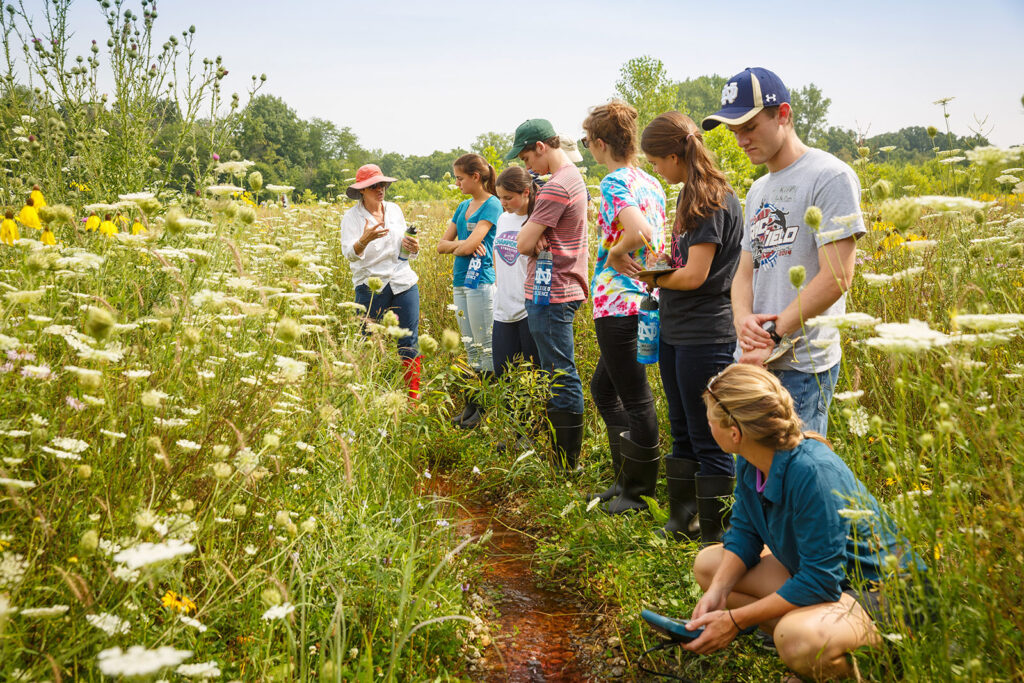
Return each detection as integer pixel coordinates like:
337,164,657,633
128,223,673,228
701,67,791,131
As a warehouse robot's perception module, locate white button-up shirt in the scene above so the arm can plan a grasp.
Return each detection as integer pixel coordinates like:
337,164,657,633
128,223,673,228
340,200,418,294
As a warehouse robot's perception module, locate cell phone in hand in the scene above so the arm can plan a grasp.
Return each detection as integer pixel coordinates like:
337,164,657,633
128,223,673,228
641,609,705,642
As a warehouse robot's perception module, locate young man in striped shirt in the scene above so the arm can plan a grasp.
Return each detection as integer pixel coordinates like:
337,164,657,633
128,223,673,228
509,118,589,471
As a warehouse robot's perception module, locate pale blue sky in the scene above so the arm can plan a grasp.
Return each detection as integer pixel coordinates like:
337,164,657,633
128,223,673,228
35,0,1024,155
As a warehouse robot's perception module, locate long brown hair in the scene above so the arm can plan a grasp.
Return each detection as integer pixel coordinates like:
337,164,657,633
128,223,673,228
582,99,638,163
641,111,732,235
454,153,496,196
495,166,537,216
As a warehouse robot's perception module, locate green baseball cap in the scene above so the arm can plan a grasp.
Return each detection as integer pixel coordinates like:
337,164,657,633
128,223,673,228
505,118,557,160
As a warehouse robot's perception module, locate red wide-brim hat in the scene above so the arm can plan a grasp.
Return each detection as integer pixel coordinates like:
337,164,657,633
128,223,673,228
346,164,397,199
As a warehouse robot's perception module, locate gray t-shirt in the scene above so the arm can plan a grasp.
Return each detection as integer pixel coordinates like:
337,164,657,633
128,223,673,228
742,148,866,373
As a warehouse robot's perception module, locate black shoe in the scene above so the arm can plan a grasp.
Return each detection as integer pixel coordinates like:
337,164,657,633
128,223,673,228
604,431,660,515
587,422,630,502
455,403,482,429
546,410,584,471
695,474,735,545
657,457,699,541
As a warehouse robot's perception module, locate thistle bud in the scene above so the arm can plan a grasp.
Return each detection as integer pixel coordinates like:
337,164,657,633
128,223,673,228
973,209,985,225
926,126,938,139
248,171,263,192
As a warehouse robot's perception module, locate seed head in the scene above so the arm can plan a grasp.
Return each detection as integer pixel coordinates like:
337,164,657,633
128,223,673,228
238,205,257,224
870,179,892,202
275,317,301,344
248,170,263,192
232,503,247,518
281,250,303,268
367,277,384,293
926,126,938,138
857,146,871,158
441,329,460,353
972,209,985,225
419,334,438,355
382,310,399,328
880,198,921,232
164,205,186,234
803,206,822,230
79,529,99,553
212,462,232,479
84,306,115,340
788,265,806,289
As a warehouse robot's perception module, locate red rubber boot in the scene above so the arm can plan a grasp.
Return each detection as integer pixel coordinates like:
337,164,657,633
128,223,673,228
402,355,422,401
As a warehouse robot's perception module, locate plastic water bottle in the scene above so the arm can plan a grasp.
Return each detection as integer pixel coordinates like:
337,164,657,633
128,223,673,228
397,224,417,261
533,249,552,305
637,294,660,364
464,254,483,289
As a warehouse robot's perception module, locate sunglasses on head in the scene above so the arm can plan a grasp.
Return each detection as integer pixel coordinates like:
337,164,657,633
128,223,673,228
706,370,742,436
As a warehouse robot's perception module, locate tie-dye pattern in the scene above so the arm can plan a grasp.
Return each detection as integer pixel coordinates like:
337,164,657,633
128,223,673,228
591,166,667,319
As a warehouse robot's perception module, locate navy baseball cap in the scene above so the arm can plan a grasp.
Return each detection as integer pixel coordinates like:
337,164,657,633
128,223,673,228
701,68,790,131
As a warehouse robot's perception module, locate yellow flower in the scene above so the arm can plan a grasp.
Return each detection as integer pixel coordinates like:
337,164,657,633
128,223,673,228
40,229,56,246
131,221,147,235
99,219,118,237
161,590,197,614
1,217,19,245
18,204,41,230
30,187,46,209
85,214,100,231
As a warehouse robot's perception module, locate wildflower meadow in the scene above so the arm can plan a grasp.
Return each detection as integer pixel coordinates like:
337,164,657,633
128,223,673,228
2,2,1024,682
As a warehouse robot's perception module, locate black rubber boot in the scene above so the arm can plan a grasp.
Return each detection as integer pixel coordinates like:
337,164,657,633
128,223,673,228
695,474,736,546
454,370,491,430
586,422,630,502
604,431,660,515
546,410,584,471
657,457,700,541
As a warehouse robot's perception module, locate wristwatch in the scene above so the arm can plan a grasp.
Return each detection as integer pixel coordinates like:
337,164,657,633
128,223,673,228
762,320,783,345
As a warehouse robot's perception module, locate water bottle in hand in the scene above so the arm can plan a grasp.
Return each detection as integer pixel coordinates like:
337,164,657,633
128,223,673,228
397,224,417,261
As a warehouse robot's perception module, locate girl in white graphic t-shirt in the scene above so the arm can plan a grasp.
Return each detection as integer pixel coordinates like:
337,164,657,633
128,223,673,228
493,166,541,451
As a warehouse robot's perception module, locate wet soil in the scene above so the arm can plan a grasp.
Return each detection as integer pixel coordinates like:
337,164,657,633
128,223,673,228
427,478,601,682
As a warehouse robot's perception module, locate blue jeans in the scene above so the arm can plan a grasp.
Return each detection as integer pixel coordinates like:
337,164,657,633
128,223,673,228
493,318,539,378
775,365,840,437
525,300,584,413
453,284,494,372
354,283,420,361
660,341,736,476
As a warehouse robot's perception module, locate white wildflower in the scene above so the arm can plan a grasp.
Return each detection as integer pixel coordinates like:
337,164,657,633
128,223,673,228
837,508,876,521
96,645,192,677
176,661,221,678
87,612,132,636
260,602,295,621
19,604,69,618
113,539,196,570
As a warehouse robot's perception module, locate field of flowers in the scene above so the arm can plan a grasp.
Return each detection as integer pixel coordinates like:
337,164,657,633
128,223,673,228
2,151,1023,681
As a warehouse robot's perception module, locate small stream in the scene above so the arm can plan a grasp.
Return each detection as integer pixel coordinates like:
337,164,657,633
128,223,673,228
427,477,598,681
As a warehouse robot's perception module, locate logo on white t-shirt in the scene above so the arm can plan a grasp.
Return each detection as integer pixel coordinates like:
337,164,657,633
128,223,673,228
494,231,520,266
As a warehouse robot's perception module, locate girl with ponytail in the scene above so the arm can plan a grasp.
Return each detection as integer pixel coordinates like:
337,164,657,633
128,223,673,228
637,111,743,543
581,100,667,515
438,153,502,428
684,364,929,681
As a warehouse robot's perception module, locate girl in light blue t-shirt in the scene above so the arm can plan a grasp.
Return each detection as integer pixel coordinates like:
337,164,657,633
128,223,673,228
437,153,501,428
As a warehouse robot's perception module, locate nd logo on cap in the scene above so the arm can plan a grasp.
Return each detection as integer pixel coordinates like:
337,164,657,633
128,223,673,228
703,67,791,131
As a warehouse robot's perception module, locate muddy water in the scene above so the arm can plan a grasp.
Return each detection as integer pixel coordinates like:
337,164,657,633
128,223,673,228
428,479,597,682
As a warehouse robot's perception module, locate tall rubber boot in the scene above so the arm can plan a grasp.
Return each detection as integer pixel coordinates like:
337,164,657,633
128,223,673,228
402,355,421,401
452,367,481,429
695,474,736,546
604,431,660,515
547,410,584,471
588,422,630,502
657,457,699,541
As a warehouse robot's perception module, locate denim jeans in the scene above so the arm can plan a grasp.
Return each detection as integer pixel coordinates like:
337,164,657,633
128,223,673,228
525,300,584,413
775,364,840,437
354,283,419,361
591,315,658,447
493,318,539,378
659,340,736,476
453,284,494,372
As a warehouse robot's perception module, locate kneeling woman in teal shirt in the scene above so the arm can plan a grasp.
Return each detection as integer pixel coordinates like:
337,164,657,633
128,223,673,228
684,364,929,681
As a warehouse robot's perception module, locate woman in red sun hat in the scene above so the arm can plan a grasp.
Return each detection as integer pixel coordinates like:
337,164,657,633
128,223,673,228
340,164,423,399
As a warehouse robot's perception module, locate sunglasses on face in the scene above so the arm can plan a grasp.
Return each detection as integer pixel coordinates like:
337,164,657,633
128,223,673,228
368,182,388,191
579,137,590,149
706,371,742,437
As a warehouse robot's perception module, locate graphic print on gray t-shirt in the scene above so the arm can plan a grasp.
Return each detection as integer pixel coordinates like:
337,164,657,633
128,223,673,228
742,148,867,373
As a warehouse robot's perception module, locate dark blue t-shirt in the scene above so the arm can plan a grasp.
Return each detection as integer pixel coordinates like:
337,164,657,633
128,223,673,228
451,196,501,287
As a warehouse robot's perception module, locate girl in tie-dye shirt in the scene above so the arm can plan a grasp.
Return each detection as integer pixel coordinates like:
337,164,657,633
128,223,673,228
582,100,667,515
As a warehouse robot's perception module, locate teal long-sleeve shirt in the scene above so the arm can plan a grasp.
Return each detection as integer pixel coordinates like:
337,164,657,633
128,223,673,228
722,438,927,607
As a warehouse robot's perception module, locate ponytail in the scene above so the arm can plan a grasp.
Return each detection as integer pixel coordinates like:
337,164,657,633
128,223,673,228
641,111,733,235
454,153,497,196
